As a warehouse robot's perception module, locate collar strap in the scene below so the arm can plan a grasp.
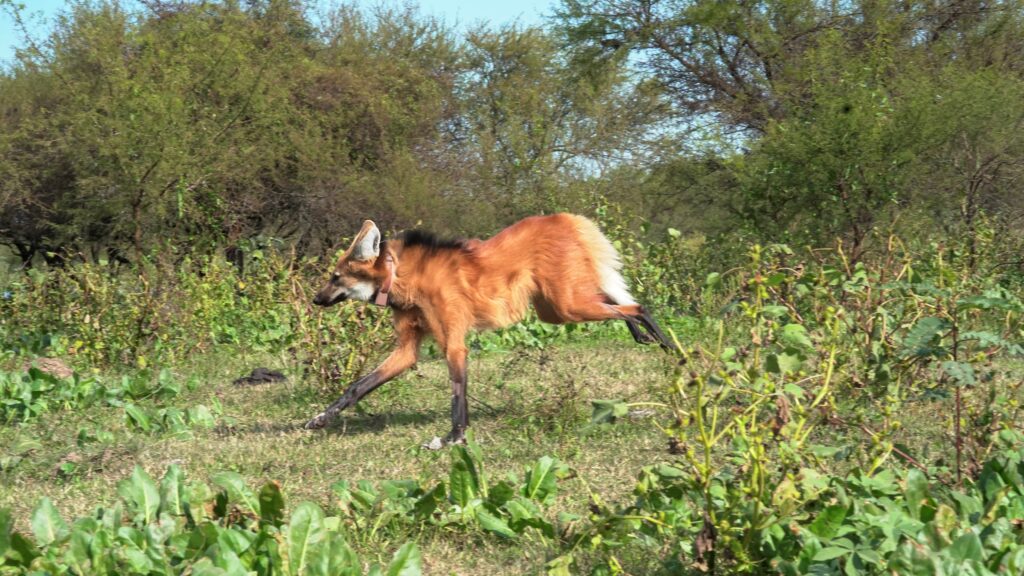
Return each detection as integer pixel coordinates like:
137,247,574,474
374,253,395,307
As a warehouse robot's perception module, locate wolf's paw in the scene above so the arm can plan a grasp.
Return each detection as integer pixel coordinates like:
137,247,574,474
420,433,467,450
421,436,445,450
444,429,467,446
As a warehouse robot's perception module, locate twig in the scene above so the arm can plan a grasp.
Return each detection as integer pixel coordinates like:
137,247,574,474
468,393,499,416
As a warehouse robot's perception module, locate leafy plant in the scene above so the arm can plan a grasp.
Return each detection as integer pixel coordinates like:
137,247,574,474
329,434,570,544
573,241,1023,574
0,464,422,575
0,367,190,425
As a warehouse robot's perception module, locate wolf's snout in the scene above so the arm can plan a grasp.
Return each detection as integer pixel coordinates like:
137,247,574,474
312,291,333,306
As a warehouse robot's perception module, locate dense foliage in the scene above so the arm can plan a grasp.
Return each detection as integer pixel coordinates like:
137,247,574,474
1,225,1022,573
559,0,1024,257
0,0,663,263
1,0,1022,266
1,463,426,575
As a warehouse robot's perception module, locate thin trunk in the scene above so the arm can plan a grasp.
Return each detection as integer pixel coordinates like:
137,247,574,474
132,193,144,260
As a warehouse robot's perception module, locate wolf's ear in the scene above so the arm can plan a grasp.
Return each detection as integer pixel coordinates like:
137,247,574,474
350,220,381,261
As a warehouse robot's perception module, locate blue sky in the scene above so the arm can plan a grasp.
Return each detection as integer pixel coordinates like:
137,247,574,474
0,0,557,65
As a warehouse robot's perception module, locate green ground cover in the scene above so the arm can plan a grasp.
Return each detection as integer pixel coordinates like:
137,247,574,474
2,239,1023,575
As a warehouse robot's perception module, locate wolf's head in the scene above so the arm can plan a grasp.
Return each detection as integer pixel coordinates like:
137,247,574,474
313,220,387,307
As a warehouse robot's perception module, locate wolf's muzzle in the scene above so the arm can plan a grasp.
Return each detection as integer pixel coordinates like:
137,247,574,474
313,291,346,307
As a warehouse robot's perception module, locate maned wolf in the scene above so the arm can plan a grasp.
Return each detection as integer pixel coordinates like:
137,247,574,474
306,214,672,443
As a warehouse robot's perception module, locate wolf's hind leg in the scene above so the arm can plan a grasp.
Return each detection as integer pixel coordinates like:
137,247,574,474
625,317,657,344
550,298,674,352
444,343,469,445
635,307,674,351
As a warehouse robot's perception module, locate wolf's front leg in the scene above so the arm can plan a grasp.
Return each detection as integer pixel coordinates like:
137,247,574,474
304,372,381,429
305,313,424,430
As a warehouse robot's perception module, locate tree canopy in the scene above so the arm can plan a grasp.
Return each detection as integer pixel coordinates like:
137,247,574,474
1,0,1023,265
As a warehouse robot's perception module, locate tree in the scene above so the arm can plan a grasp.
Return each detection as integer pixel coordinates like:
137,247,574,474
456,25,667,228
556,0,1024,252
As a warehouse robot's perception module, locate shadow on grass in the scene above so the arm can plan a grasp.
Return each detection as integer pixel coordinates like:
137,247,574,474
312,403,512,437
217,404,511,439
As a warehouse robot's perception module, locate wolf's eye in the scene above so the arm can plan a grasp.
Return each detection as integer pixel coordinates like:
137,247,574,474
331,273,341,284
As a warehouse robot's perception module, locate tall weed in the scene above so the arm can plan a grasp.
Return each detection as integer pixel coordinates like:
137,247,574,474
579,239,1023,573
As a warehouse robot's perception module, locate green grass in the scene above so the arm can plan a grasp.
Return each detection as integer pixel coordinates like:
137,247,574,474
0,338,677,574
2,323,1022,574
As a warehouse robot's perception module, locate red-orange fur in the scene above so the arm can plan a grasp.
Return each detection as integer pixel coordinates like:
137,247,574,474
393,215,635,327
306,214,668,441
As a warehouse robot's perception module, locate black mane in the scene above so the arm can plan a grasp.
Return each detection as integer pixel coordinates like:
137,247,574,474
395,229,467,252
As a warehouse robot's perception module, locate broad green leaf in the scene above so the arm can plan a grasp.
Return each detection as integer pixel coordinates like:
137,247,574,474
522,456,563,505
762,304,791,319
652,463,685,478
477,509,516,539
948,532,983,562
465,432,488,497
904,469,930,521
385,541,421,576
771,477,800,514
212,471,260,515
812,546,850,562
545,554,574,576
448,447,480,507
287,502,325,576
65,523,93,574
351,481,378,511
1006,547,1024,574
145,515,176,556
412,483,444,521
187,405,216,428
798,467,830,499
808,505,847,540
590,399,628,424
778,324,813,351
306,531,359,576
118,466,161,524
31,498,69,547
213,548,248,576
259,482,286,526
160,464,186,516
766,351,804,374
330,481,355,514
486,480,516,508
190,558,229,576
506,497,541,525
124,403,152,432
380,479,419,501
185,481,215,523
8,531,39,566
217,527,254,558
705,272,722,289
120,532,155,572
0,508,10,558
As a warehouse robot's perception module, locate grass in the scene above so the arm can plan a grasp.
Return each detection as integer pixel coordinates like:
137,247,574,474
0,337,677,574
2,318,1022,574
